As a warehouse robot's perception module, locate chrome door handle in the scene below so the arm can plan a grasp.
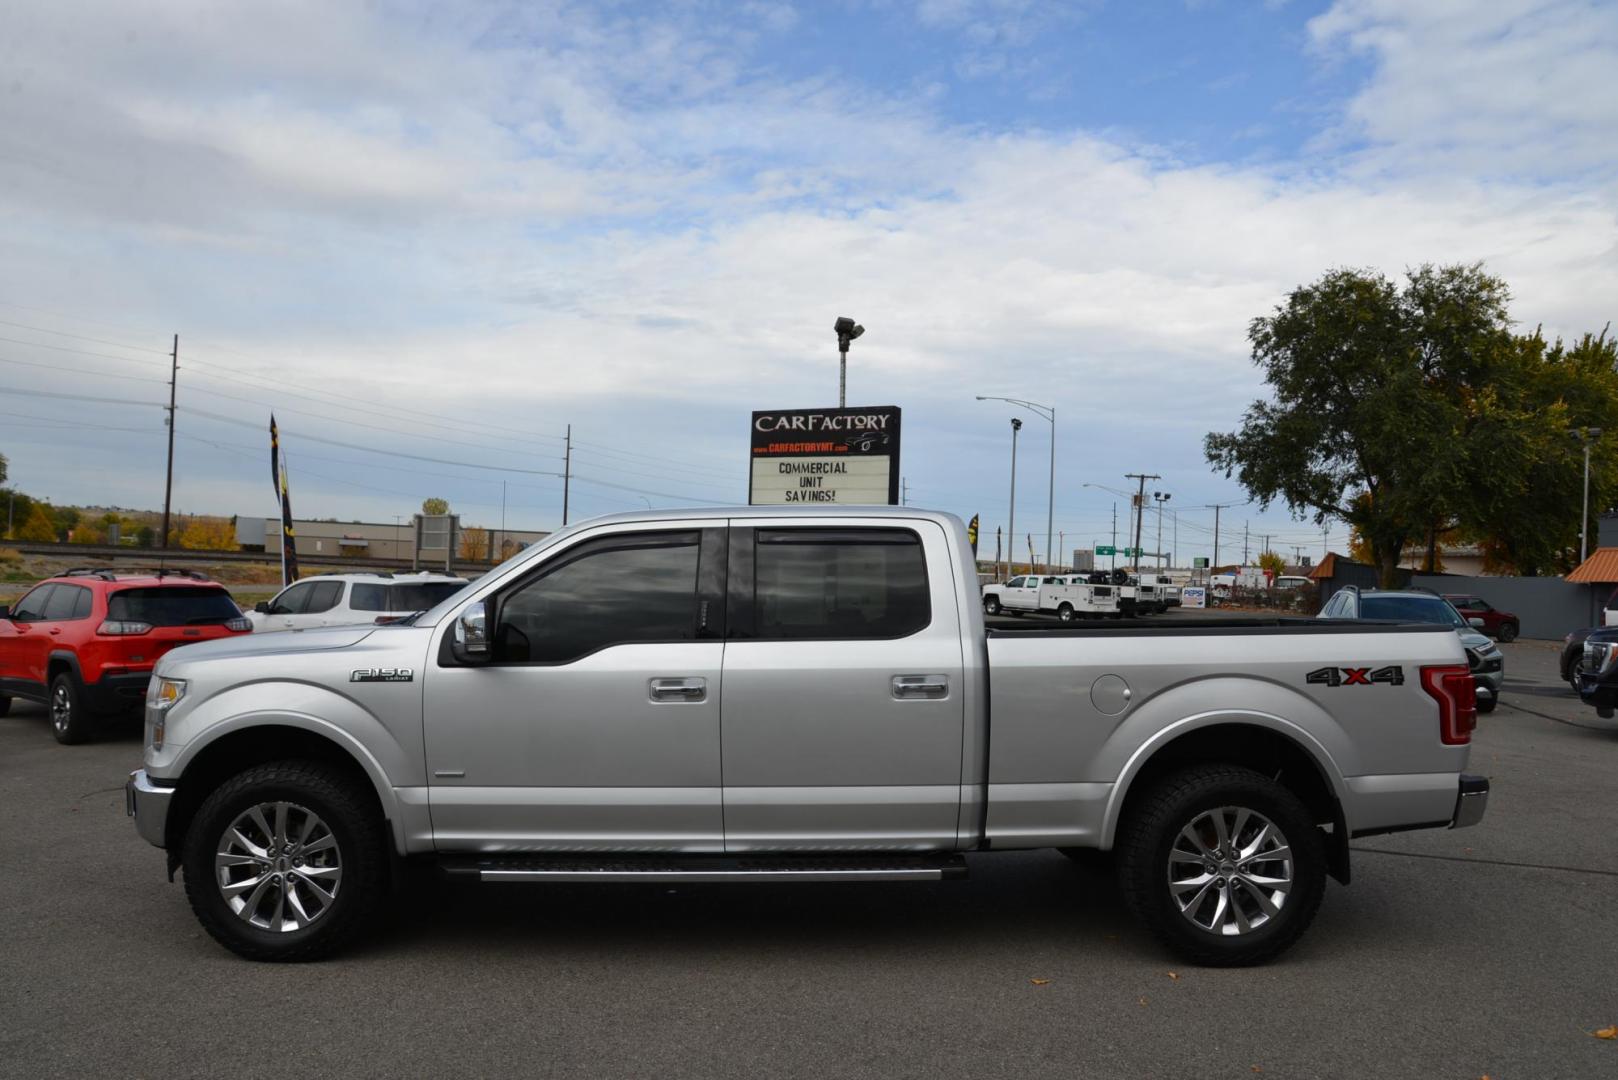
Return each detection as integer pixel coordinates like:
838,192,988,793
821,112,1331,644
892,675,949,699
650,677,706,702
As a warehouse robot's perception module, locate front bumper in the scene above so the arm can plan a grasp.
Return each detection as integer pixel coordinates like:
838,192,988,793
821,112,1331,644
1451,773,1490,829
126,769,174,848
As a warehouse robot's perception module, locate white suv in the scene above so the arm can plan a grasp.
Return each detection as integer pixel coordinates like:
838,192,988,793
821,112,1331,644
247,572,469,633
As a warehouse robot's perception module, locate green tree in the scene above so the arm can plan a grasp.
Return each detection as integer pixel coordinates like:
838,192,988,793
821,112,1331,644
421,497,449,516
15,503,58,542
0,450,7,486
1207,264,1519,587
1257,550,1286,578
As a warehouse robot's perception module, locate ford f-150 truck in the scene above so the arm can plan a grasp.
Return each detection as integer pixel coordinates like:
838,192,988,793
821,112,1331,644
126,508,1489,966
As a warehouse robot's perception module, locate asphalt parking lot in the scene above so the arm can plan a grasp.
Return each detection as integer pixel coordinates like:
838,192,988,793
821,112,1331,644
2,639,1615,1079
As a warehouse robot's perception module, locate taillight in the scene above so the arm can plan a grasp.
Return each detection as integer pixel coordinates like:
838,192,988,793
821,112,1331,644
225,617,252,632
1420,664,1477,745
97,620,153,636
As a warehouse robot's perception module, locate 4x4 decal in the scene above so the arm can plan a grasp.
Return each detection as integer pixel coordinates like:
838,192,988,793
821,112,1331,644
1306,665,1404,687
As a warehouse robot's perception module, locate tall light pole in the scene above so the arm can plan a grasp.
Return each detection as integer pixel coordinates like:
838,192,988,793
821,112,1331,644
978,395,1054,573
1576,427,1603,563
834,317,865,408
1153,491,1171,569
1006,417,1022,580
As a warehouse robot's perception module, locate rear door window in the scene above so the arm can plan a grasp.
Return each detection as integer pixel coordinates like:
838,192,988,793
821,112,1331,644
750,528,930,640
304,581,344,614
43,584,86,621
350,583,388,611
108,587,242,626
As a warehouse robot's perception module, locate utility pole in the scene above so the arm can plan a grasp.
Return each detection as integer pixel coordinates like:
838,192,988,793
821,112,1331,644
562,424,572,526
1124,473,1159,573
1058,530,1064,572
902,477,908,506
1111,503,1118,573
499,481,507,562
160,333,178,550
1201,501,1240,577
1243,521,1250,564
1577,427,1603,563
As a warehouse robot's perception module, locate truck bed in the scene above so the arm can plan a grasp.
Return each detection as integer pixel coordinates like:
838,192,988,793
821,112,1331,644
987,616,1442,636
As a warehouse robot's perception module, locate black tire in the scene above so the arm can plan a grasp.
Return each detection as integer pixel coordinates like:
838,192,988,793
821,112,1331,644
1057,603,1076,622
1498,623,1518,643
49,671,92,745
0,694,11,718
182,761,388,962
1477,695,1497,714
1568,657,1585,693
1116,765,1326,967
983,597,1001,616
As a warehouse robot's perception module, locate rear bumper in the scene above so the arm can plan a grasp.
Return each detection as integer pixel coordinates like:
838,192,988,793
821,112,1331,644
1451,774,1490,829
126,769,174,848
83,672,153,714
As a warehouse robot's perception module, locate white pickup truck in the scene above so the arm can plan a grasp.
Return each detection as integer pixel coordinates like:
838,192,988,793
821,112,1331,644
127,507,1488,966
981,575,1119,620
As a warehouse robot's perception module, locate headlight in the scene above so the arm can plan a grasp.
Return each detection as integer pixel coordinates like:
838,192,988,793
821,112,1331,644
1584,642,1617,676
149,676,186,711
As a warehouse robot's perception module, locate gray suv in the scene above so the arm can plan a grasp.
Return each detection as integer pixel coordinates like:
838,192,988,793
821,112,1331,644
1320,587,1503,712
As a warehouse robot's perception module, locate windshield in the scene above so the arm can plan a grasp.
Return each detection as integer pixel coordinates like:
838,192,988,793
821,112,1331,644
108,586,242,626
1359,595,1466,628
389,582,468,611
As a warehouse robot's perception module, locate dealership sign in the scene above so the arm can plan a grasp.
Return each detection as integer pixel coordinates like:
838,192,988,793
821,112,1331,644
749,406,901,505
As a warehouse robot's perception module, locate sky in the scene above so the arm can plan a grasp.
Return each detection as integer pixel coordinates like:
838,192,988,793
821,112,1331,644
0,0,1615,566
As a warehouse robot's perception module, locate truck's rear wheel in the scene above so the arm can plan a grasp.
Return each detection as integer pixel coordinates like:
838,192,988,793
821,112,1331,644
50,672,92,745
182,761,387,962
1116,765,1326,967
983,597,1001,615
1057,603,1076,622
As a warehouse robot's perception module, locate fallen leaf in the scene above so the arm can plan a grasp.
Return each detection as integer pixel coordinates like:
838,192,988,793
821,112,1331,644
1137,997,1148,1007
1030,978,1051,986
1251,1068,1263,1074
1166,971,1180,981
1592,1025,1617,1040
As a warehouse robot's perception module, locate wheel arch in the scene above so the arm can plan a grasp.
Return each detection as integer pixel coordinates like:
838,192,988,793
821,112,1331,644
1102,714,1351,884
163,722,403,874
47,649,83,683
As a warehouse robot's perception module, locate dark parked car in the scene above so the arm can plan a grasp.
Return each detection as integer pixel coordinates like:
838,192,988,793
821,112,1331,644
1443,595,1520,642
1575,626,1618,716
1562,626,1596,691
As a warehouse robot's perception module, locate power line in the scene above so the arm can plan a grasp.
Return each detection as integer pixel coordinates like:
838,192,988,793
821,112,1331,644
0,317,172,355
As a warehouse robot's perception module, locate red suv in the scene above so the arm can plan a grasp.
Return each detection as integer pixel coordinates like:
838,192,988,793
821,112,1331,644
0,569,251,744
1443,594,1521,643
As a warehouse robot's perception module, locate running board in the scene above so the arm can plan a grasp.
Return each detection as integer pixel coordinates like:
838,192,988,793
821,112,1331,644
438,853,968,883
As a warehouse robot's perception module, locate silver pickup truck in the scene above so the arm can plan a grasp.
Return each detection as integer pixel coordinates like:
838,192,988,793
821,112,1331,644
127,507,1489,965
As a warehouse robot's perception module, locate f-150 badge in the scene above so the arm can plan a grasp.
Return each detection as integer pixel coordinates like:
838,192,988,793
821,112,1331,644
350,667,414,683
1306,666,1404,687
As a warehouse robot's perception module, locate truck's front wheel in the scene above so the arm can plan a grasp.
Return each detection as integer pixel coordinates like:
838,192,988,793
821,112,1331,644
1116,765,1326,967
983,597,1001,615
181,761,388,962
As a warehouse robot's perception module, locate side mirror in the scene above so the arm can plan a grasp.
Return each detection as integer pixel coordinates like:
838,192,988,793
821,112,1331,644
1468,617,1486,629
254,601,271,614
452,600,490,662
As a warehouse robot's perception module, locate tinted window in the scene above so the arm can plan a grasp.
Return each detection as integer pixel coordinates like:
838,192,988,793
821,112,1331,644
11,584,55,621
305,581,344,614
1359,595,1466,628
388,582,466,611
269,582,314,614
494,531,700,663
753,528,929,640
43,584,85,620
108,587,241,626
1006,577,1025,588
72,587,93,620
350,583,388,612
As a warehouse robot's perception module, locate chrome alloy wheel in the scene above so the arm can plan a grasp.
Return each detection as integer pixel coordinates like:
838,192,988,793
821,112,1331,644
1167,806,1293,936
50,683,71,734
215,801,343,932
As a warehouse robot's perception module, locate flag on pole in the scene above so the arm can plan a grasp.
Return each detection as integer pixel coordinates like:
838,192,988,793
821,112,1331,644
270,415,299,587
968,514,980,557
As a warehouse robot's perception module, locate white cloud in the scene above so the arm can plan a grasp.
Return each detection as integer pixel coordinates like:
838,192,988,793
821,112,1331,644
1308,0,1618,176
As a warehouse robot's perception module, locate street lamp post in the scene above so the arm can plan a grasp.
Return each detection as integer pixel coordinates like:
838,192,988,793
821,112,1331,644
1576,427,1604,563
978,395,1054,573
1153,492,1172,569
1005,418,1022,580
834,317,865,409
